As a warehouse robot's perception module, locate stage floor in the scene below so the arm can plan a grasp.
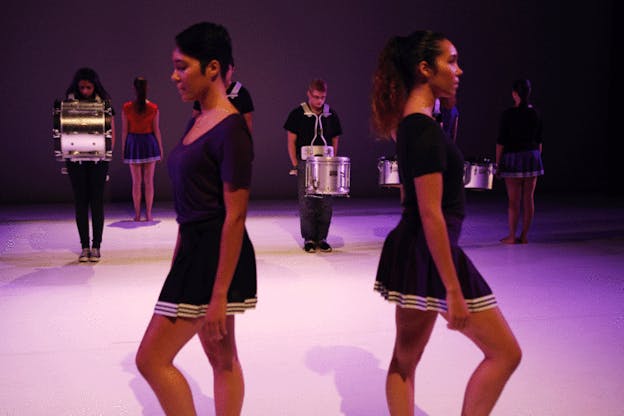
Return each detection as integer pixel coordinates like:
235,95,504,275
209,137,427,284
1,193,623,415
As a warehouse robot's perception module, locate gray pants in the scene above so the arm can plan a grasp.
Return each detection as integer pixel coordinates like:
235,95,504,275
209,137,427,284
297,163,332,242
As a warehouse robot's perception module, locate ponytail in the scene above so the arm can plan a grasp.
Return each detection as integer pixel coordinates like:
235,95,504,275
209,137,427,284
371,36,409,140
133,77,147,114
371,30,446,139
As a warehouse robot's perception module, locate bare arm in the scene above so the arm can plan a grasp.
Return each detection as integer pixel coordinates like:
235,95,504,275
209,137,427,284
287,131,298,168
331,136,340,155
153,109,164,160
120,111,127,156
495,144,504,166
204,184,250,340
414,172,469,329
495,144,504,176
243,113,253,134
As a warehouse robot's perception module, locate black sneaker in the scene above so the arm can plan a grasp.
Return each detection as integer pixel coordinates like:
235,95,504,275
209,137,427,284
304,241,317,253
79,248,90,262
89,248,101,262
318,240,332,252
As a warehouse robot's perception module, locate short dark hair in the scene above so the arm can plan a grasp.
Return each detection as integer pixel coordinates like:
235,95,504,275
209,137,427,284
175,22,233,79
308,79,327,93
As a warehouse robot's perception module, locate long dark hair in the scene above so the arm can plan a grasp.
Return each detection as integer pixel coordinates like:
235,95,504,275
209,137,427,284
371,30,446,139
512,79,532,107
175,22,233,80
65,67,111,100
133,77,147,114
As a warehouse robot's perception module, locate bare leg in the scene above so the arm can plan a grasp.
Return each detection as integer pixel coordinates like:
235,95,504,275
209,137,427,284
143,162,156,221
129,164,144,221
198,316,244,416
386,307,437,416
135,314,202,415
445,308,522,416
501,178,522,243
519,177,537,243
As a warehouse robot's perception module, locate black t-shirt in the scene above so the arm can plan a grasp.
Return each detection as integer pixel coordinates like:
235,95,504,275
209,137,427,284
397,113,465,220
168,114,253,224
496,105,542,152
283,104,343,160
192,81,254,115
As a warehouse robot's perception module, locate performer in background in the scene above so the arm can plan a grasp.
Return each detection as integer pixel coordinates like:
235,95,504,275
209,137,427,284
371,30,521,415
496,79,544,244
63,67,115,262
439,96,459,142
284,79,342,253
121,77,164,221
192,60,254,132
136,21,257,416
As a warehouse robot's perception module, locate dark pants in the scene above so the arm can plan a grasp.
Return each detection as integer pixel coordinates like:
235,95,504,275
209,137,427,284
66,161,109,248
297,162,332,242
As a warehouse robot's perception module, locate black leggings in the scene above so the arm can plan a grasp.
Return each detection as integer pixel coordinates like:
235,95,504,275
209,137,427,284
66,161,109,248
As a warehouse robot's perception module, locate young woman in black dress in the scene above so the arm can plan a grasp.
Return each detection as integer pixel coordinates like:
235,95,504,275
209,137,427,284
136,22,256,416
371,31,522,415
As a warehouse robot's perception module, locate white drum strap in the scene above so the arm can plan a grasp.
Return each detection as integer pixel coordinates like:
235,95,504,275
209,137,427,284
300,102,332,146
227,81,242,99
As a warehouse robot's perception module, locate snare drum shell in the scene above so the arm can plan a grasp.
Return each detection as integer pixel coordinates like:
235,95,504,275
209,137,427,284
305,156,351,196
53,100,112,161
378,157,400,187
463,162,494,190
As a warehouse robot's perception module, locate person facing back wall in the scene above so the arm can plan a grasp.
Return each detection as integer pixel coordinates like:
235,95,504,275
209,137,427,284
121,77,164,222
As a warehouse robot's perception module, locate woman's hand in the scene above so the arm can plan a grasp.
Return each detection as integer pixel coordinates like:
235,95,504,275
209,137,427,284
203,296,228,341
445,289,470,330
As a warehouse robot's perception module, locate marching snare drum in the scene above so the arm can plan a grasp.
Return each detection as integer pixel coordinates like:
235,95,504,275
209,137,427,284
300,145,334,160
52,99,113,162
305,156,351,197
377,156,400,187
463,159,494,190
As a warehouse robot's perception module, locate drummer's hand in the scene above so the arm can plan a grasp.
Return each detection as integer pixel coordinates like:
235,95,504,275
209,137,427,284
289,167,298,176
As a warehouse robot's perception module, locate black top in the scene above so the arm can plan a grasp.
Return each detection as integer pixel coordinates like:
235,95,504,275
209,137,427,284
496,105,543,152
168,114,253,224
283,104,343,161
397,113,465,221
192,81,254,115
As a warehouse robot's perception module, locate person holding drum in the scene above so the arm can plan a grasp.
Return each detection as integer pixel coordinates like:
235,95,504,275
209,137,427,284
371,31,521,415
121,77,164,222
284,79,343,253
495,79,544,244
63,67,115,262
136,22,257,416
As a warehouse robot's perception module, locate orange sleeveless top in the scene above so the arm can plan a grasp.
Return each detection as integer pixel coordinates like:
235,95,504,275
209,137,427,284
123,101,158,134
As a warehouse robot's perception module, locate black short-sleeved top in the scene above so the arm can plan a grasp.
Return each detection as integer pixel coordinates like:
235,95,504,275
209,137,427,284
496,105,543,152
397,113,465,220
192,82,254,115
283,104,343,160
168,114,253,224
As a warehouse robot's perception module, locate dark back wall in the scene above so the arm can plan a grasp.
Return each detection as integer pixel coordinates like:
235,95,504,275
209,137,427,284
0,0,615,203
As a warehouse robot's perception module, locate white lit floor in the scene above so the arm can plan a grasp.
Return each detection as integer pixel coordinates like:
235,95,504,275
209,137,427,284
1,193,623,416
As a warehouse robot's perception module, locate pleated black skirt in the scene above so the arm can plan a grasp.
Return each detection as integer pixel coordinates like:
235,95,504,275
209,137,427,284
374,215,497,312
154,218,257,318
